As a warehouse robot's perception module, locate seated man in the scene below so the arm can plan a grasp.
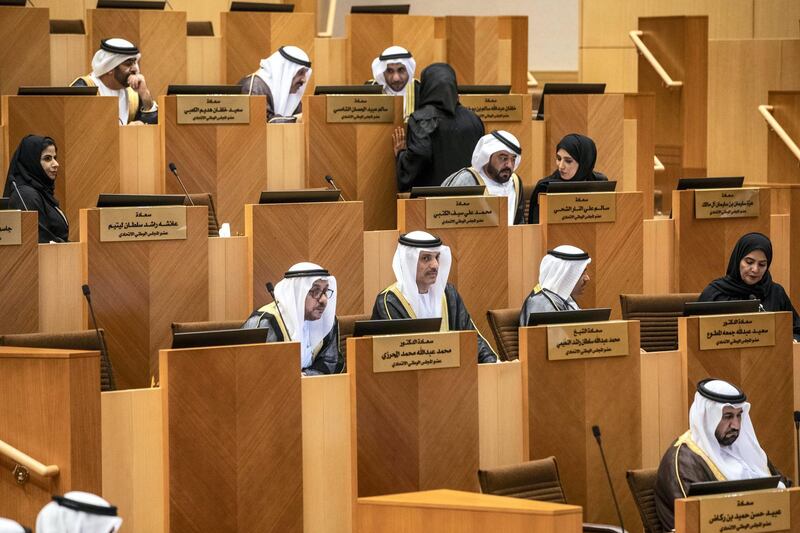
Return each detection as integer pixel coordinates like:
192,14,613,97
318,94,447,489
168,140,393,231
654,379,790,531
519,245,591,325
371,231,497,363
237,46,312,122
37,491,122,532
71,38,157,125
368,45,419,120
241,262,341,375
441,130,524,225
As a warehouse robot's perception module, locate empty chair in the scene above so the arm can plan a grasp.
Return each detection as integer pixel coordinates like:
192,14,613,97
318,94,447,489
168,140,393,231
487,307,520,361
619,293,699,351
185,193,221,237
626,468,662,533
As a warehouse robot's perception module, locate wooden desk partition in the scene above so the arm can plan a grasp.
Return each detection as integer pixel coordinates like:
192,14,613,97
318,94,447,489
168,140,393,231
345,14,435,84
38,241,84,333
80,206,209,389
245,201,364,316
767,91,800,184
681,312,794,476
0,7,50,97
675,488,800,533
519,320,642,529
0,211,38,335
357,489,583,533
160,342,302,533
672,188,770,293
87,8,187,98
791,189,800,307
0,346,101,528
349,331,480,497
540,191,644,318
222,11,315,85
3,95,120,242
306,95,402,230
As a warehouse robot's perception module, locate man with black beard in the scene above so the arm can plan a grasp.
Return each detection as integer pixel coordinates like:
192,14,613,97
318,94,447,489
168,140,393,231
440,130,524,225
72,38,157,125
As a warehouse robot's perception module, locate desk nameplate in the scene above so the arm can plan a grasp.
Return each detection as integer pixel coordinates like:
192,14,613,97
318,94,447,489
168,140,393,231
545,192,616,224
176,95,250,124
0,210,22,246
326,95,394,123
546,320,629,361
460,94,524,122
698,313,775,350
694,188,760,219
697,488,789,533
372,331,460,373
99,206,187,242
425,195,500,229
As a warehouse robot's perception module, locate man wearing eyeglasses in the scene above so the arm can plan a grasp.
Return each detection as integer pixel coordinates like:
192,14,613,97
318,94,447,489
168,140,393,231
241,262,342,375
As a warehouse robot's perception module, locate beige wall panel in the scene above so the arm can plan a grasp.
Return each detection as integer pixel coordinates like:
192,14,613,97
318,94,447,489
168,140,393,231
581,0,638,48
186,36,223,86
579,48,638,93
50,34,87,87
208,236,250,322
314,37,347,86
38,242,84,333
478,360,525,469
754,0,800,38
119,124,162,195
363,229,400,314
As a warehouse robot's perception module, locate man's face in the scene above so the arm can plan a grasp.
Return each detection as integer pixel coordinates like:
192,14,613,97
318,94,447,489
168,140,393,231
383,62,409,92
112,58,139,88
415,251,440,293
715,406,743,446
484,150,516,183
304,280,330,321
571,268,590,297
290,68,309,94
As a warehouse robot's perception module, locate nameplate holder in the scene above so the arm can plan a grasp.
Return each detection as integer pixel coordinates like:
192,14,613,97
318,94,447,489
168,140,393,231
426,195,501,228
372,331,460,373
697,488,789,533
698,312,775,350
0,210,22,246
460,94,523,122
326,95,394,123
545,192,616,224
176,95,250,124
694,188,760,219
546,320,629,361
99,206,187,242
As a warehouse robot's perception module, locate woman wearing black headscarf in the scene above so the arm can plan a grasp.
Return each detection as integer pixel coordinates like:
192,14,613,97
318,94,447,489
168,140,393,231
527,133,608,224
3,135,68,243
393,63,484,192
699,232,800,341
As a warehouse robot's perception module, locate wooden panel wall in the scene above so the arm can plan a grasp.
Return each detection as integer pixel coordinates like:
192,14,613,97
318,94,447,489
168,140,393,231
208,236,250,322
186,37,223,85
38,241,84,333
0,212,38,335
640,350,686,468
0,7,50,96
246,202,364,316
50,34,87,87
314,37,347,87
120,124,162,195
80,207,209,389
791,189,800,307
766,91,800,184
363,229,400,314
478,360,526,469
161,343,303,533
0,347,101,528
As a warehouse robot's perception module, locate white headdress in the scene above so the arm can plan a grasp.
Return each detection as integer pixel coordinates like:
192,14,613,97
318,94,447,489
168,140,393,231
392,231,452,318
255,46,312,118
371,46,416,96
471,130,522,224
36,491,122,533
274,262,336,369
0,518,28,533
538,245,591,301
91,38,141,77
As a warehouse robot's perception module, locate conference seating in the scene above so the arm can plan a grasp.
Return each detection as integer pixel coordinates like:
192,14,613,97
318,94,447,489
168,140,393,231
619,293,699,351
626,468,662,533
486,307,519,361
185,193,221,237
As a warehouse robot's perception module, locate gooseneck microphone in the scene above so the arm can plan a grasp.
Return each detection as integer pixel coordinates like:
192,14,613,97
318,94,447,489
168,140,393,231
748,294,767,312
82,284,115,389
265,282,289,337
11,180,65,243
324,175,346,201
794,411,800,482
591,425,625,533
168,162,195,206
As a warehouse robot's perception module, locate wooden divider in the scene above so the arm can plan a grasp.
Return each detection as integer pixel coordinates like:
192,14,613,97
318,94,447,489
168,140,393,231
508,224,544,311
80,206,209,389
3,95,120,242
314,37,347,87
672,188,770,293
0,7,49,97
120,124,162,195
246,201,364,316
160,342,303,533
639,350,685,468
50,34,87,87
519,321,642,530
363,229,400,314
86,8,187,98
38,241,84,333
478,360,526,469
345,14,435,84
0,347,101,528
792,189,800,306
643,217,674,294
187,36,222,85
208,236,250,322
767,90,800,184
0,212,38,335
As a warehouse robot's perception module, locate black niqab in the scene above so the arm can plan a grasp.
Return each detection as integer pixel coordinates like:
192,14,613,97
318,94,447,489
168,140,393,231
3,134,59,207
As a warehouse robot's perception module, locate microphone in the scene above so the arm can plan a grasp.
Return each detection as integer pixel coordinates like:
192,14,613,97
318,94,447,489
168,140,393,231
12,180,65,243
324,175,346,201
265,282,289,337
168,162,195,206
591,425,625,533
794,411,800,482
748,294,766,312
82,284,115,389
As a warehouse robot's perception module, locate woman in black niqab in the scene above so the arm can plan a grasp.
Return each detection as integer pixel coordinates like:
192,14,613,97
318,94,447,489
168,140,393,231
527,133,608,223
699,232,800,341
3,134,69,243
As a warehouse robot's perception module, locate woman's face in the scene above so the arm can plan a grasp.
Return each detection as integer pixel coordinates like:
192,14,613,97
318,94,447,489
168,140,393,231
739,249,768,285
40,144,58,181
556,148,578,180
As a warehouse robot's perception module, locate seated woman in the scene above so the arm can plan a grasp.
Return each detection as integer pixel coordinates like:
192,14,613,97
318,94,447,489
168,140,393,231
519,245,591,325
527,133,608,224
3,135,68,243
699,232,800,341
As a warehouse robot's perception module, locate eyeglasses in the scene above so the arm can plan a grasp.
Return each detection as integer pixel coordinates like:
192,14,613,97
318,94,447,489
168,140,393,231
308,287,334,301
